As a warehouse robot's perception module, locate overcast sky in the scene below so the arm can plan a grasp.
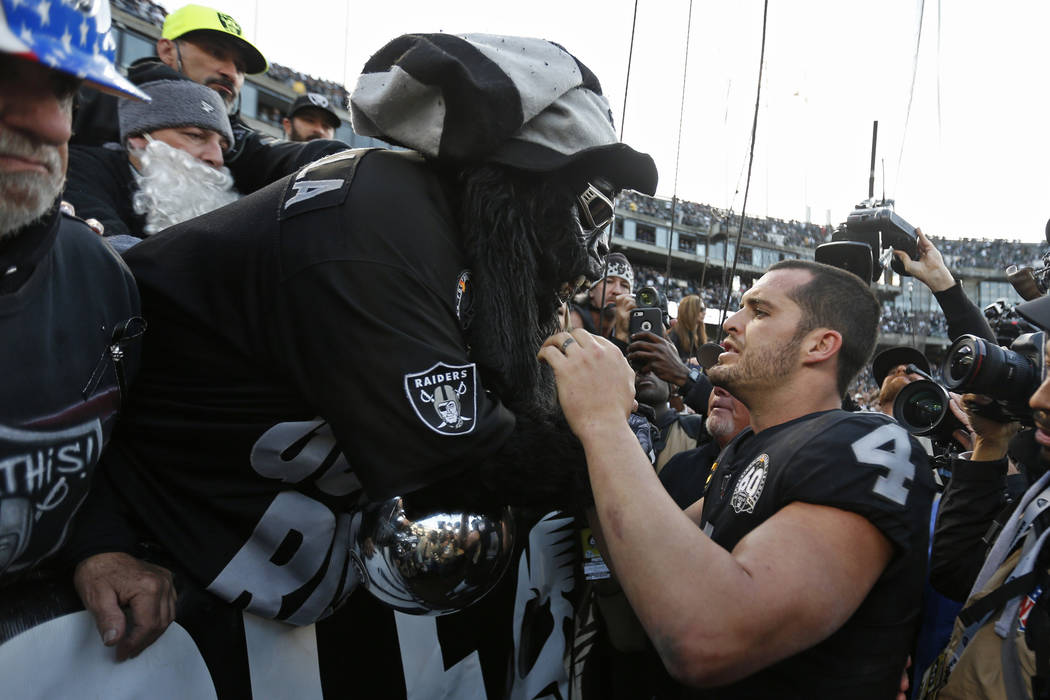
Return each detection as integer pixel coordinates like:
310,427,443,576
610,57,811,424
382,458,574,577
197,0,1049,244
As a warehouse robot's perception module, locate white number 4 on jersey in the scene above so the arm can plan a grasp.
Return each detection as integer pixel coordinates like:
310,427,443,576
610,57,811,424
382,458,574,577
850,423,914,506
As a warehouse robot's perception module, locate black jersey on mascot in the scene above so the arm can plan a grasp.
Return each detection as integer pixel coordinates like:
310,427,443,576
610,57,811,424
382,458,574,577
66,33,657,700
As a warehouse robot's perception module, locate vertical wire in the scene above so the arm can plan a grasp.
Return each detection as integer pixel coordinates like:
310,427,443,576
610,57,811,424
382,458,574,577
717,0,770,342
619,0,640,140
894,0,926,193
663,0,694,299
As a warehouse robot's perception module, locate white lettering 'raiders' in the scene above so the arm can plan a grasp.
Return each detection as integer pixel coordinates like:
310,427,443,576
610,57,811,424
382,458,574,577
404,362,478,436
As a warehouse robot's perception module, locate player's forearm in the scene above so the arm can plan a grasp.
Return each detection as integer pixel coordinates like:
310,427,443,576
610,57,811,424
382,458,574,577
577,421,772,685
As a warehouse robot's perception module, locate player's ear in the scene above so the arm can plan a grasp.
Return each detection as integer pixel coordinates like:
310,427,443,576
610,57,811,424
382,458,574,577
801,328,841,366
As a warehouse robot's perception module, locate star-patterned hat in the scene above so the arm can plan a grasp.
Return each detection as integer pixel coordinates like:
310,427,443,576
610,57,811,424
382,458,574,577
0,0,148,100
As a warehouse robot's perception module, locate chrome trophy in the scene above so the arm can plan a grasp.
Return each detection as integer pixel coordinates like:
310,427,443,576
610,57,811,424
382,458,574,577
351,496,515,615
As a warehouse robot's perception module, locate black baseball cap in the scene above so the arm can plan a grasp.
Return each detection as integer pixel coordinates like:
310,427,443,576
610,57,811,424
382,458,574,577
287,93,341,129
872,346,930,387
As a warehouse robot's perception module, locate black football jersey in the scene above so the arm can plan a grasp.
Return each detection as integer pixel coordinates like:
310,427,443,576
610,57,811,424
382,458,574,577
690,410,935,699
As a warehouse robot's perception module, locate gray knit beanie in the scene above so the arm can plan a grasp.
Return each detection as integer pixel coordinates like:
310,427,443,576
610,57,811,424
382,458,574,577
119,79,234,148
351,33,658,194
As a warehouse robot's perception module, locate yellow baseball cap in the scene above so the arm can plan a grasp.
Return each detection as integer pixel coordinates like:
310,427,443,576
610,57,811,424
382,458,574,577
162,4,268,74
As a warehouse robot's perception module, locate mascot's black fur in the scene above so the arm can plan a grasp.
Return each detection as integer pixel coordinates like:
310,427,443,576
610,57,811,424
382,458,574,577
411,164,609,514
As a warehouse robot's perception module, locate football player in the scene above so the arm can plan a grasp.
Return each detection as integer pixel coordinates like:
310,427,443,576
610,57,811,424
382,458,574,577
543,259,934,697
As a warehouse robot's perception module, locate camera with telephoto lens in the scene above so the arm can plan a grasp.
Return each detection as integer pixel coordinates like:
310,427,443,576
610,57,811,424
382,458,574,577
941,332,1046,424
892,376,963,486
894,378,965,440
636,286,665,311
983,299,1040,345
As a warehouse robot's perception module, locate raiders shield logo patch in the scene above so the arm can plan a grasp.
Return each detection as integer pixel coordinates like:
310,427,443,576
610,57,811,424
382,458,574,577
730,453,769,514
404,362,478,436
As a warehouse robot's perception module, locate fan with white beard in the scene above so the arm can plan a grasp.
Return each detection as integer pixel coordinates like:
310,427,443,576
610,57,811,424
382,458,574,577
130,137,239,235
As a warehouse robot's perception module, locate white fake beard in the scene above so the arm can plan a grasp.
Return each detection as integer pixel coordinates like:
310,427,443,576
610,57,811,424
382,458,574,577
130,139,239,235
0,130,65,240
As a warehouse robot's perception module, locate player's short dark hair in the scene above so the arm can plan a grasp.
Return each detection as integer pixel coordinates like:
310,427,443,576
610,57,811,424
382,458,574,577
768,259,880,395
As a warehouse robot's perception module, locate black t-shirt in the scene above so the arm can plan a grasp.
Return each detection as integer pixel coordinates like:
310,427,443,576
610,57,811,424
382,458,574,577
0,207,140,581
65,145,144,240
99,149,517,624
686,410,934,699
659,439,722,509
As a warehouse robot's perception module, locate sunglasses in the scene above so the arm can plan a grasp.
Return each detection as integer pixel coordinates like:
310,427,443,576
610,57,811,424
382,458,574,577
576,183,615,233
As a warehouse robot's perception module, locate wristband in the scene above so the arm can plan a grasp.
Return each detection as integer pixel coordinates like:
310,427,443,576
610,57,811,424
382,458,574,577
677,366,701,396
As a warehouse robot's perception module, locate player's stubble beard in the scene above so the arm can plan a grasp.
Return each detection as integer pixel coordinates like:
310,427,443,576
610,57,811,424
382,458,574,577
457,165,593,417
708,328,805,406
0,130,65,240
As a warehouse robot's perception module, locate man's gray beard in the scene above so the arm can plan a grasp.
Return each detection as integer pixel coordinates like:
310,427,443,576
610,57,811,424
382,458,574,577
130,139,239,234
0,131,65,240
705,411,738,443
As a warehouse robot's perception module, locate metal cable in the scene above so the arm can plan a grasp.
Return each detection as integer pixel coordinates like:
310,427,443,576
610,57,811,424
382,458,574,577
894,0,926,192
619,0,640,140
663,0,695,299
717,0,770,342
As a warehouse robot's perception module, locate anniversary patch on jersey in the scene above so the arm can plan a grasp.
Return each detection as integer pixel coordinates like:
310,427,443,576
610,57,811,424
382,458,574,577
730,453,769,514
403,362,478,436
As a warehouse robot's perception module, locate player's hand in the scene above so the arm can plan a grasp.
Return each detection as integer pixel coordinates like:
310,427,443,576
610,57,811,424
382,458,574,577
627,331,689,386
74,552,176,661
892,228,954,292
539,329,635,435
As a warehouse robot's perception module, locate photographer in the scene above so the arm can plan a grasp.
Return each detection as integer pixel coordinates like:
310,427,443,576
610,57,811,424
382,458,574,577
927,397,1021,600
570,252,635,338
921,294,1050,699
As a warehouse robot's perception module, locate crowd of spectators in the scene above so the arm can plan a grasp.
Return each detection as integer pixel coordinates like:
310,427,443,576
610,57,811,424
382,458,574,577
264,63,349,111
619,190,1046,273
936,236,1044,270
112,0,350,110
254,104,283,127
879,303,949,337
848,365,880,410
112,0,167,25
619,191,828,248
